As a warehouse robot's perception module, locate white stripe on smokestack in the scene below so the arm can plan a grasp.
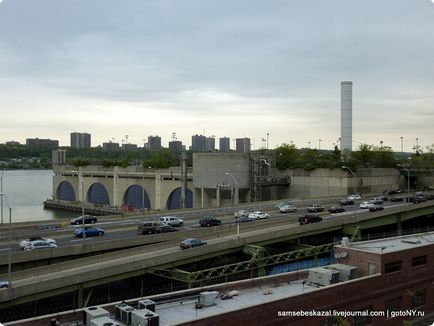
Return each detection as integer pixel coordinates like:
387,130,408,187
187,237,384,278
341,81,353,152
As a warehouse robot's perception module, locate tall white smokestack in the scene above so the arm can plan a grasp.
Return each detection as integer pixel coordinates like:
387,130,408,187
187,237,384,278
341,81,353,152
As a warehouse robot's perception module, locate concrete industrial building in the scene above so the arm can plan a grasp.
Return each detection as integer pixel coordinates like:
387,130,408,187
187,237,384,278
70,132,91,149
341,81,353,153
219,137,230,152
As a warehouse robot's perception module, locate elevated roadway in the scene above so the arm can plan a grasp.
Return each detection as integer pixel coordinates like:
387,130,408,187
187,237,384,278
0,201,433,309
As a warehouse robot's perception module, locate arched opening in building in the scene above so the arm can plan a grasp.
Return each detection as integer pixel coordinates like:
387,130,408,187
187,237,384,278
166,188,193,210
56,181,76,201
88,183,110,205
123,185,151,210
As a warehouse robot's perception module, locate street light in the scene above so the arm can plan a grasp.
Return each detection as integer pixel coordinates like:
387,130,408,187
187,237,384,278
342,166,357,221
318,139,322,150
397,164,410,205
400,136,403,153
225,172,240,237
0,192,13,287
1,169,4,225
72,170,86,238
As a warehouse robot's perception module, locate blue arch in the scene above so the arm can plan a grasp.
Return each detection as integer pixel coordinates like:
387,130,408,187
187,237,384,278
57,181,76,201
123,185,151,209
88,183,110,205
167,188,193,210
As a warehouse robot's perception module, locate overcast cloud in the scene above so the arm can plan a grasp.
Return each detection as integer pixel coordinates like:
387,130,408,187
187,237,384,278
0,0,433,151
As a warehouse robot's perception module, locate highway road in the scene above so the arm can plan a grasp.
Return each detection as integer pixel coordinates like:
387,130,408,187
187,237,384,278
0,195,413,254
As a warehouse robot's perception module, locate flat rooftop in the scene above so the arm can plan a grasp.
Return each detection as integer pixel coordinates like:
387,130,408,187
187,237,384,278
337,232,434,254
156,279,318,326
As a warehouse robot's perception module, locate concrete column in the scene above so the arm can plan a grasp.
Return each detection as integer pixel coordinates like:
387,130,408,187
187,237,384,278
155,173,161,210
113,167,119,206
397,213,402,236
234,187,239,205
201,187,205,208
216,185,220,206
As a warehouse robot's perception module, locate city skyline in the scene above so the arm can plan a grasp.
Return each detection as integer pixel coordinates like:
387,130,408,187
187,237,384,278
0,1,433,151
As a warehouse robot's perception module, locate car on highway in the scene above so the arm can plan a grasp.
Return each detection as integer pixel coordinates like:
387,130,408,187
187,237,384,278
360,201,375,209
70,215,98,225
390,196,404,202
347,193,362,200
328,206,346,213
279,204,297,213
19,236,56,250
234,209,249,218
369,205,384,212
199,216,222,227
23,240,58,251
0,280,10,288
248,211,270,220
339,198,355,206
307,203,325,213
138,222,178,235
73,226,105,238
238,216,254,223
179,238,207,249
298,214,323,225
159,216,184,227
370,198,384,205
275,202,292,209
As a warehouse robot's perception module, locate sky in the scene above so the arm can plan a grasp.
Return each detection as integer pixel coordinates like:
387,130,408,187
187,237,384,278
0,0,433,152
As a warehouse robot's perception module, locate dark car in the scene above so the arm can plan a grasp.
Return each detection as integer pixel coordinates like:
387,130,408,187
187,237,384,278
298,214,323,225
369,205,384,212
70,215,98,225
370,198,384,205
340,198,355,206
179,238,207,249
307,203,325,213
328,206,346,213
199,216,222,227
138,222,179,235
390,197,404,202
238,216,253,223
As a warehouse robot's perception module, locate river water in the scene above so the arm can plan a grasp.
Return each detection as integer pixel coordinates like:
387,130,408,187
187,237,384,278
1,169,80,223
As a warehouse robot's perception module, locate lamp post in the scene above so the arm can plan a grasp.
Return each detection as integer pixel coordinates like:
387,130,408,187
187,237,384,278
318,139,322,150
397,164,410,205
1,192,12,287
1,169,4,225
342,166,357,221
225,172,240,237
400,136,403,153
73,170,86,238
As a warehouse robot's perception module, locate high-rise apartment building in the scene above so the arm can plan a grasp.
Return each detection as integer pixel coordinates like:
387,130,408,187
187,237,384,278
236,137,251,153
219,137,230,152
169,140,183,152
102,142,120,151
70,132,91,149
148,135,162,151
52,149,66,165
206,137,215,152
191,134,207,152
26,138,59,148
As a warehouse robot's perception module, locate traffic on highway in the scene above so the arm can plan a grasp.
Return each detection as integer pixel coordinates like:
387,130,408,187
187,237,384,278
0,190,431,254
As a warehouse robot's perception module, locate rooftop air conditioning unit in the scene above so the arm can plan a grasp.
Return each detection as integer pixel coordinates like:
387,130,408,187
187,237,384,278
115,303,135,325
138,299,156,312
83,306,110,325
199,291,219,307
131,308,159,326
90,316,120,326
326,264,358,281
308,267,340,286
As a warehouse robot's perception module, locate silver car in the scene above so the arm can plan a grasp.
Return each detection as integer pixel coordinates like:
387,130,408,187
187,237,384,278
23,240,58,251
20,236,56,249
